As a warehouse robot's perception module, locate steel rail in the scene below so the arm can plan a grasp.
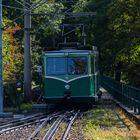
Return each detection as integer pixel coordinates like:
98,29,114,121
0,112,60,135
0,113,44,125
0,113,47,130
42,114,65,140
27,112,62,140
27,117,50,140
42,110,75,140
114,108,130,131
0,119,43,134
62,110,80,140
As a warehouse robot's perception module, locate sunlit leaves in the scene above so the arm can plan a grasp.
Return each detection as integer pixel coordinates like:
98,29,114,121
33,0,64,13
73,0,89,12
32,0,64,35
2,19,23,81
108,0,140,36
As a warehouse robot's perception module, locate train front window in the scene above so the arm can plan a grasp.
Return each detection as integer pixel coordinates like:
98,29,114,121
47,57,66,75
68,57,87,75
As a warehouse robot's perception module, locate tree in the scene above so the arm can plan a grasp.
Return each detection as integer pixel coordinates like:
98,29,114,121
3,19,23,81
31,0,65,83
108,0,140,85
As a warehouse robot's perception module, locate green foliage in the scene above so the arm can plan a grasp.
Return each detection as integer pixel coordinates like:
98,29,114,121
32,0,140,86
4,103,32,112
116,45,140,86
4,81,17,107
33,0,64,35
80,0,140,86
31,0,65,83
107,0,140,85
3,0,140,86
20,103,32,111
73,0,89,12
2,19,23,81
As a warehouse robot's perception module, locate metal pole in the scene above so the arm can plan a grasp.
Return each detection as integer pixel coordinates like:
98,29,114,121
24,0,32,100
0,1,13,117
0,0,3,113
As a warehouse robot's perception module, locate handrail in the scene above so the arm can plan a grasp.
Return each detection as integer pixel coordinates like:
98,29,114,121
101,75,140,114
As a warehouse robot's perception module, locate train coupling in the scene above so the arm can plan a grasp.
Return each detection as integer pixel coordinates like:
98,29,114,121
64,90,71,99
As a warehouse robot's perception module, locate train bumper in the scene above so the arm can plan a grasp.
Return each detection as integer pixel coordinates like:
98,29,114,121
43,96,97,103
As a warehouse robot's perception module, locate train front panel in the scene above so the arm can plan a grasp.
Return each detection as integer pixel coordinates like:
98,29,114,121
42,50,98,103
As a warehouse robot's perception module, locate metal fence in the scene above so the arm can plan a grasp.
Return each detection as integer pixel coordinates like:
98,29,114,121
101,76,140,114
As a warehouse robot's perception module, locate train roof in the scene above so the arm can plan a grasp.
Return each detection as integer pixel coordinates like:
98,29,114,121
44,43,98,53
43,42,98,52
43,48,99,56
44,49,91,53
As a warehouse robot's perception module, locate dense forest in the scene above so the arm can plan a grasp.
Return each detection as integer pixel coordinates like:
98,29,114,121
2,0,140,87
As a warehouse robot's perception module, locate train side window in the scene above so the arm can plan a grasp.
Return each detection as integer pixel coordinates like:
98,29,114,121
68,57,87,75
47,57,66,75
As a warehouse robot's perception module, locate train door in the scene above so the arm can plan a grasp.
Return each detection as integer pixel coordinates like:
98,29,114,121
94,52,100,94
90,54,95,96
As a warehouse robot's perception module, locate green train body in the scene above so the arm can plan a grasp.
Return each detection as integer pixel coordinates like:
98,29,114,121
42,47,100,103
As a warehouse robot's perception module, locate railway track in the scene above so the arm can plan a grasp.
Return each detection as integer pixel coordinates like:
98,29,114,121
0,110,80,140
0,113,46,131
61,110,80,140
0,112,61,140
28,110,80,140
0,102,139,140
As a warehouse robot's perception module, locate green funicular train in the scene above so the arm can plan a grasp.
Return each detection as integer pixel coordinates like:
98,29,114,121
42,44,100,103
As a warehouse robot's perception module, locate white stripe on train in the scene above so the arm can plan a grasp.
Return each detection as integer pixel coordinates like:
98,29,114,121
44,75,93,83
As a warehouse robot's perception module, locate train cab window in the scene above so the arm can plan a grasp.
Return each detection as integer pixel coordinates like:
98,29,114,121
68,57,87,75
47,57,66,75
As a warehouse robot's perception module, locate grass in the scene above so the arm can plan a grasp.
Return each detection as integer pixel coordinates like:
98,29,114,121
77,105,140,140
20,103,32,111
4,102,33,112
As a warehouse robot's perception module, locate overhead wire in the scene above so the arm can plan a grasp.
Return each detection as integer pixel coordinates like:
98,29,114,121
3,0,49,12
31,18,50,34
1,0,33,30
31,0,48,10
3,13,25,30
2,0,31,29
3,0,85,30
14,0,28,9
19,0,31,7
63,7,73,13
31,0,45,9
2,0,49,30
2,4,30,11
2,1,30,29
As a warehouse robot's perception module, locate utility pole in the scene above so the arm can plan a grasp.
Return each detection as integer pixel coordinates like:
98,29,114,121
24,0,32,100
0,0,12,117
0,0,3,113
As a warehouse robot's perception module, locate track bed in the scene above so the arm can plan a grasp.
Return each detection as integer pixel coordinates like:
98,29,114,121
0,102,140,140
68,103,140,140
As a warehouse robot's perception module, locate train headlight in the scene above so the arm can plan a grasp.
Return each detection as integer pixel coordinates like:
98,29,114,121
64,52,69,57
65,84,70,90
